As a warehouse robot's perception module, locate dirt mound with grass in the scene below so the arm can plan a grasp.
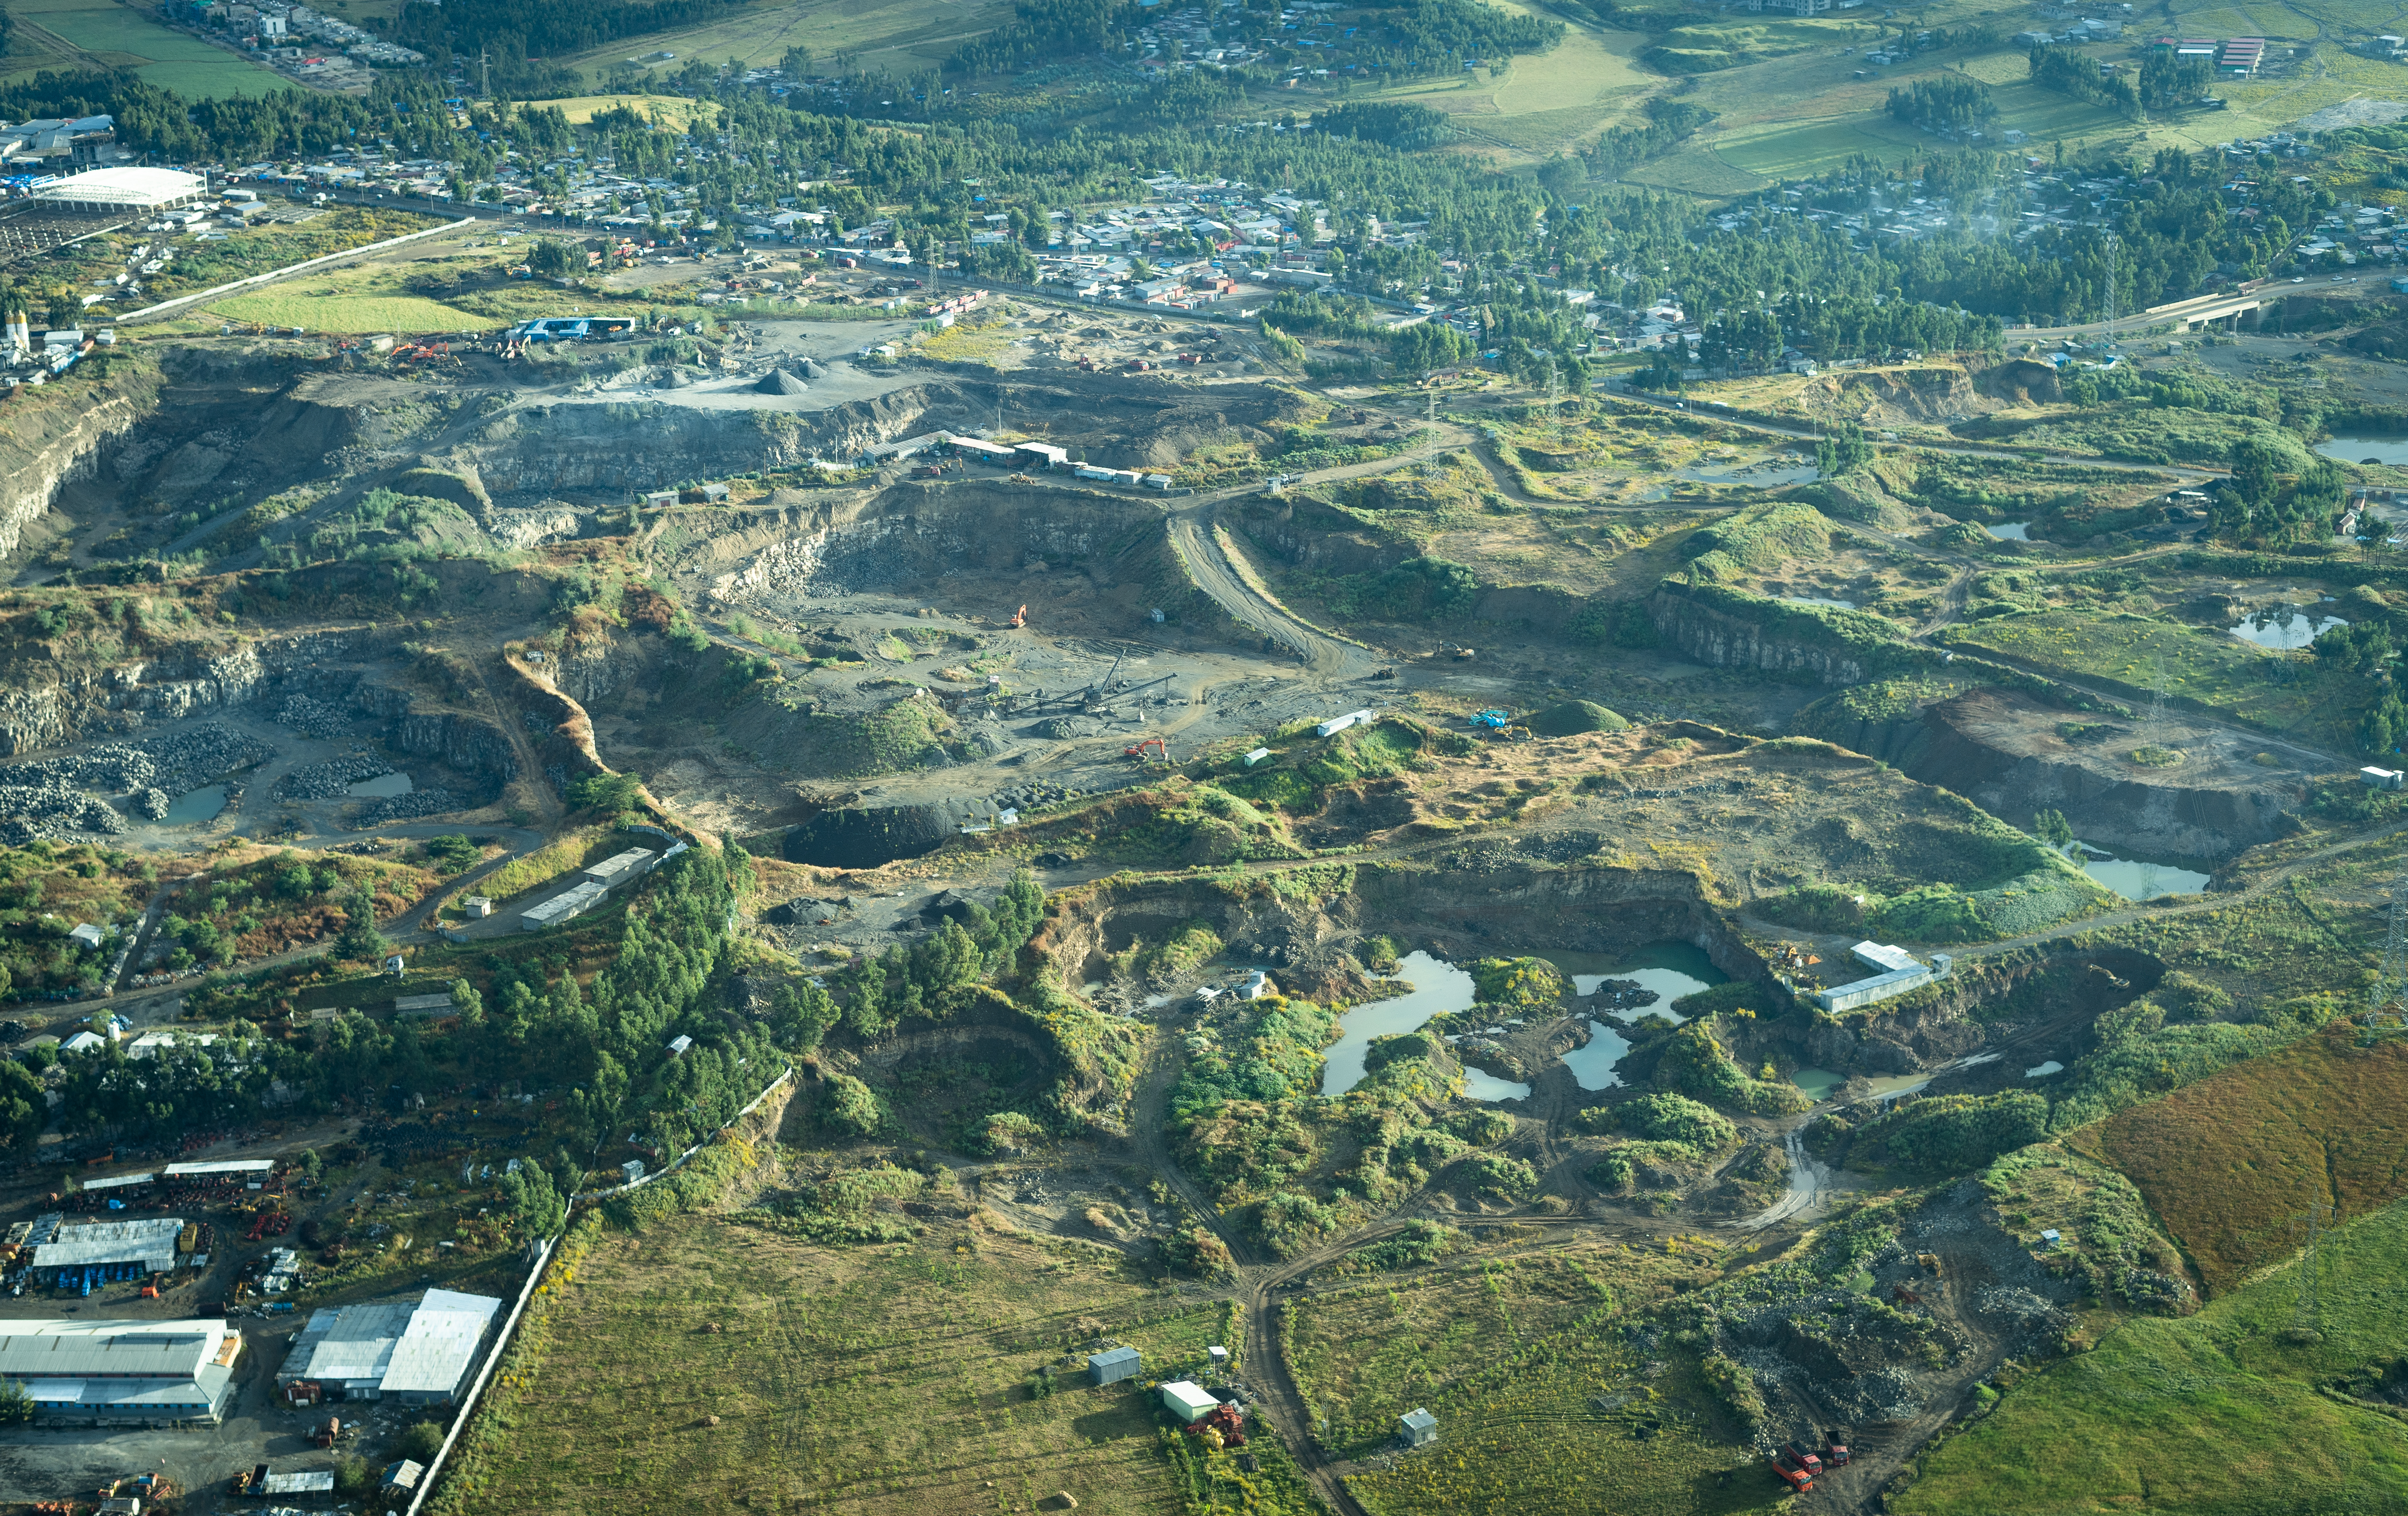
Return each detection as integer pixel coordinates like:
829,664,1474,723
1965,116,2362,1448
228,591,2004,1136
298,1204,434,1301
1523,700,1629,737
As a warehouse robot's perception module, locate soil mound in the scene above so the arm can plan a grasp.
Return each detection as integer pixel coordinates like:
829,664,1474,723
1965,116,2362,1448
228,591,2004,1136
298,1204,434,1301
798,358,830,380
783,803,965,868
1524,700,1629,737
759,369,810,395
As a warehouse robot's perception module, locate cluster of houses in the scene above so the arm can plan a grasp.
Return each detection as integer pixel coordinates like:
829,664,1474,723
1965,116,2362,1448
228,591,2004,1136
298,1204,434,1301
174,0,426,79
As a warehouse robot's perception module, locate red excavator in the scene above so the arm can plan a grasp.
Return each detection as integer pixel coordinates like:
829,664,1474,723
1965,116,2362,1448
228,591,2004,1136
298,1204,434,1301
1009,604,1027,629
1125,736,1168,762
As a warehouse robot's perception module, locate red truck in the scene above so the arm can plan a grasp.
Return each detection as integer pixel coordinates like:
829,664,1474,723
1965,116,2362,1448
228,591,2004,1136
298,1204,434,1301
1822,1431,1851,1467
1781,1442,1825,1477
1771,1455,1814,1494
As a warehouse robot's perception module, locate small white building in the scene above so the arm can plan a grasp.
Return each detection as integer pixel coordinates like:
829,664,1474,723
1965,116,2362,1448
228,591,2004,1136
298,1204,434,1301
462,897,493,918
68,923,105,950
2363,766,2403,791
1399,1407,1438,1447
1160,1380,1217,1423
1241,970,1276,1001
1315,709,1375,738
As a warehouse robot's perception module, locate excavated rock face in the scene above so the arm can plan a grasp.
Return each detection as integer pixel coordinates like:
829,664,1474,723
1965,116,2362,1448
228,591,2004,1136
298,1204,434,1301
1648,590,1870,684
1905,688,2309,860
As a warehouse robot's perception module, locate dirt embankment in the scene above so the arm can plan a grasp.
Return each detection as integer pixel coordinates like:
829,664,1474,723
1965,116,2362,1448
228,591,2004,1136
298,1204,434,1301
1905,688,2311,860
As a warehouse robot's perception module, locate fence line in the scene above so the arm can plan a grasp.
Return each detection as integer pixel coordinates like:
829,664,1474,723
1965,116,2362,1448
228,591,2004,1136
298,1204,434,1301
398,1234,551,1516
117,217,475,325
406,1062,794,1512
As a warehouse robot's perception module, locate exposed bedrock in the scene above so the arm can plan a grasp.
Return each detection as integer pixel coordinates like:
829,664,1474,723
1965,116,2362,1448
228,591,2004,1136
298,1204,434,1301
1905,688,2309,861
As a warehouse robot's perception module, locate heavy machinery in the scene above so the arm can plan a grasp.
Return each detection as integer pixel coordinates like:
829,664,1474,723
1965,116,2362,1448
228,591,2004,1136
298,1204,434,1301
1770,1455,1814,1494
1176,352,1202,365
1010,604,1028,629
1821,1432,1851,1467
1125,736,1168,763
1780,1443,1824,1477
1468,710,1511,730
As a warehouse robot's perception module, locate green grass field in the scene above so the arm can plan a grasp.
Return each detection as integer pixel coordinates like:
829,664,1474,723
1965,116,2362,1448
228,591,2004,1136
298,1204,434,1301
1933,608,2359,748
1285,1240,1717,1461
3,0,288,96
558,0,1006,89
1898,1194,2408,1514
445,1199,1286,1516
1374,17,1663,155
205,292,500,332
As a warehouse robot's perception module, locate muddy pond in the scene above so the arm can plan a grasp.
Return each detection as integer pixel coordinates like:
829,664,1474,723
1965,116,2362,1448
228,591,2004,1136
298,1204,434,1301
1318,943,1727,1098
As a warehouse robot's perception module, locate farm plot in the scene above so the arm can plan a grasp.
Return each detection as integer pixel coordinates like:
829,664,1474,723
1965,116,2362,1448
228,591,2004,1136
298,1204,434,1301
1284,1238,1716,1461
443,1204,1283,1516
206,292,499,333
2087,1022,2408,1295
3,0,288,95
554,0,1007,89
1896,1193,2408,1515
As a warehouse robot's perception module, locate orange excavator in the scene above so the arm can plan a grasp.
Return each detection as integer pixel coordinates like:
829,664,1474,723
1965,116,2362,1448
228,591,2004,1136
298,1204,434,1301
1125,736,1168,762
1009,604,1027,629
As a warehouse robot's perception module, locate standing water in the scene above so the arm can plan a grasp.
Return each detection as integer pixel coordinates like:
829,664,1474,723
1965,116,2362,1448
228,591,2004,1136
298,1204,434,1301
346,771,413,799
1320,952,1475,1096
161,785,227,826
1545,942,1727,1025
2071,843,2211,901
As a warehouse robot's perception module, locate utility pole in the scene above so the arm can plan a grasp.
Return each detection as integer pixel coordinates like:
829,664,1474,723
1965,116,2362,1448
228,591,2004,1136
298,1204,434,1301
480,48,491,101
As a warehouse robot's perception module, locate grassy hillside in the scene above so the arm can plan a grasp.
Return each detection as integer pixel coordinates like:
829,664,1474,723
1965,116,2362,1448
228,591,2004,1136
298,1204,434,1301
2088,1023,2408,1295
1897,1192,2408,1514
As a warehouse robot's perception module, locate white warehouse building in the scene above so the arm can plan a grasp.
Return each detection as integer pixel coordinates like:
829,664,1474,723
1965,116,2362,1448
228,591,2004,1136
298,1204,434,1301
278,1288,503,1404
33,166,206,213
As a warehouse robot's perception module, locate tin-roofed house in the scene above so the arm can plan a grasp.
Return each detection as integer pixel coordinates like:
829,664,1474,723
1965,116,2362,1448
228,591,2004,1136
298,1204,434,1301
1089,1346,1142,1385
1398,1407,1438,1448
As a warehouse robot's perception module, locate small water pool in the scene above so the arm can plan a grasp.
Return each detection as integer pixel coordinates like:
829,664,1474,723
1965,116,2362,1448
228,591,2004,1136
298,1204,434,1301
1321,951,1475,1096
1791,1067,1845,1101
1459,1067,1532,1101
2228,609,2342,651
2072,843,2212,901
1545,942,1728,1025
1560,1021,1631,1090
1986,521,2031,542
346,771,413,799
2025,1060,2065,1079
161,785,227,827
2316,434,2408,466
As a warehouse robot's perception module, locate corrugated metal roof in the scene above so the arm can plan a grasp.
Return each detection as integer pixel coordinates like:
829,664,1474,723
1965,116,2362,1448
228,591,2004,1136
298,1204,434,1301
32,1218,183,1271
282,1302,412,1385
379,1289,501,1396
80,1173,157,1192
262,1472,337,1494
0,1319,227,1381
162,1160,275,1177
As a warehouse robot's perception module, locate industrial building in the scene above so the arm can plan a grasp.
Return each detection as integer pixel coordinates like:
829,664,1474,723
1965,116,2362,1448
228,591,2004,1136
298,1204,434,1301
582,847,658,889
1814,941,1953,1014
1089,1346,1142,1385
521,878,606,931
32,1218,184,1291
0,1318,243,1426
278,1287,503,1404
31,166,204,213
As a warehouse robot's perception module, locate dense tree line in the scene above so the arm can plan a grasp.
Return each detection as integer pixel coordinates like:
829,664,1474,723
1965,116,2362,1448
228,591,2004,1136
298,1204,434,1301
1886,75,1994,132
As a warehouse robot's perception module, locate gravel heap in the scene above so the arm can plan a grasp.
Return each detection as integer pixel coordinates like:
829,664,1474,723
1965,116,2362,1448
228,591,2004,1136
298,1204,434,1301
132,788,170,820
280,754,396,800
276,693,356,738
987,781,1074,811
358,788,461,825
0,722,270,841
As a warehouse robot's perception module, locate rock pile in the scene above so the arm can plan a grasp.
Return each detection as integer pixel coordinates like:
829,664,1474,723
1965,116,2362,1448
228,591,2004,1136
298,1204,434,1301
280,755,397,800
758,368,810,395
0,722,270,841
358,788,460,825
133,788,170,820
276,693,356,738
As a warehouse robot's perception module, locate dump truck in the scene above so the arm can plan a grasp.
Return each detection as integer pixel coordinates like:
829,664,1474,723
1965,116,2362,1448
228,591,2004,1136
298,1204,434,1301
1780,1442,1823,1477
1821,1431,1851,1467
1770,1455,1814,1494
